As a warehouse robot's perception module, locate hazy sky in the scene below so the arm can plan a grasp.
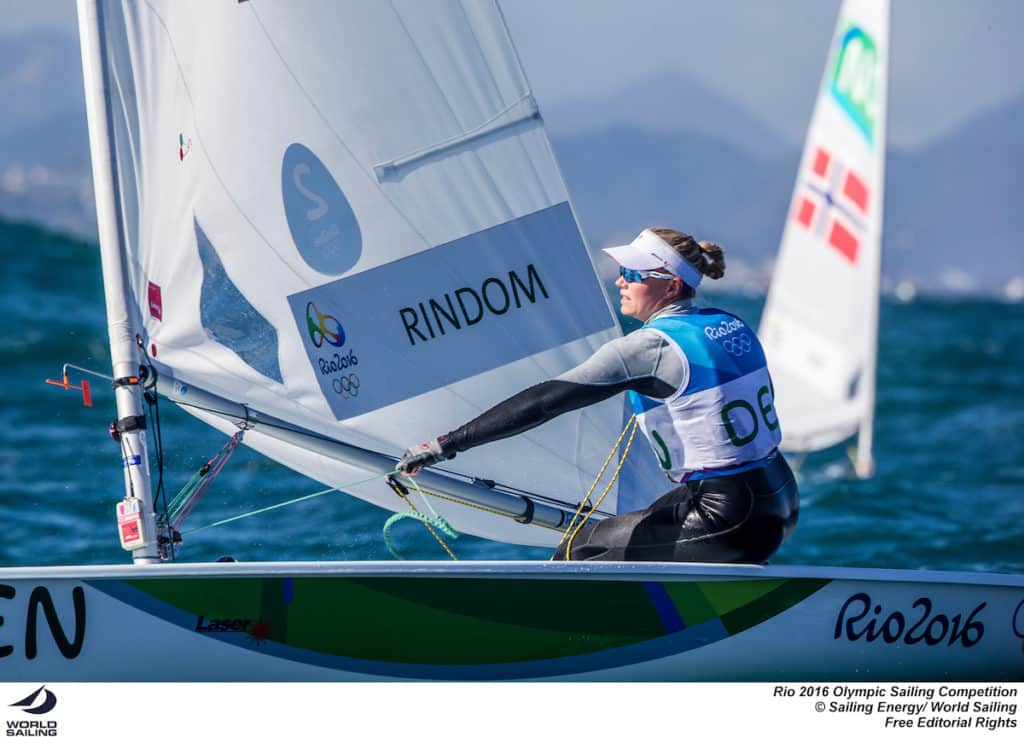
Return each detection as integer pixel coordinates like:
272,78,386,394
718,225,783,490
502,0,1024,148
4,0,1022,148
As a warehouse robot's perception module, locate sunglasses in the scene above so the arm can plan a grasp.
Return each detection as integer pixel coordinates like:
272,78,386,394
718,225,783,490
619,266,677,284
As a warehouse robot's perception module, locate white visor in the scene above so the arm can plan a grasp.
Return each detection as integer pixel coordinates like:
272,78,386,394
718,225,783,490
602,229,704,288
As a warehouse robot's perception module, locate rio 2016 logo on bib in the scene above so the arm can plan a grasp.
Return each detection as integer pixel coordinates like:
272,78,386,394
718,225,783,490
282,142,362,275
829,23,881,145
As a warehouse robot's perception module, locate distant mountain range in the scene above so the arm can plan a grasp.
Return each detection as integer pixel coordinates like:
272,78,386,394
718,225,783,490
0,31,1020,296
552,94,1024,294
542,70,796,158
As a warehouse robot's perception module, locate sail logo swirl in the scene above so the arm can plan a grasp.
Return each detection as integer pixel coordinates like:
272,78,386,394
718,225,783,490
282,142,362,276
306,302,345,348
829,23,881,145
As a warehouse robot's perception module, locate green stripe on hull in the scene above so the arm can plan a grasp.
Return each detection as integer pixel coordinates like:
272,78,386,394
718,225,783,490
129,578,671,664
663,582,718,626
123,575,829,666
697,578,789,614
720,579,830,634
285,578,668,663
260,578,291,642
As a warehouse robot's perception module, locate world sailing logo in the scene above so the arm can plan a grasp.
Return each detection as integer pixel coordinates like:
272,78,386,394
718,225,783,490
306,302,345,348
8,685,57,715
829,23,881,145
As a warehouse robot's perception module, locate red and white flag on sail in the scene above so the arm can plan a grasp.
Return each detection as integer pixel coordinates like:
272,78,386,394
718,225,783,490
791,145,871,265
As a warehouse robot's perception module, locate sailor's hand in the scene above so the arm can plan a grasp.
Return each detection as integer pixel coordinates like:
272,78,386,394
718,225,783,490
396,436,454,476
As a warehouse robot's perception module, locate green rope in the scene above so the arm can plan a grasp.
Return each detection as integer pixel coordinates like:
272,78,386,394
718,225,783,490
383,511,459,560
174,460,460,561
181,471,394,535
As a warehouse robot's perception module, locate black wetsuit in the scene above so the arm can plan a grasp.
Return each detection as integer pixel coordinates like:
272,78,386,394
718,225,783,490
551,454,798,562
438,302,799,563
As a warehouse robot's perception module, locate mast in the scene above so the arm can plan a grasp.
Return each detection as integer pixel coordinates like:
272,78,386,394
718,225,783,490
77,0,160,562
854,0,889,480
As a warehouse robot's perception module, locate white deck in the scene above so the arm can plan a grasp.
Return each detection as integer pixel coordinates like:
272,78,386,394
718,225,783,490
0,559,1021,586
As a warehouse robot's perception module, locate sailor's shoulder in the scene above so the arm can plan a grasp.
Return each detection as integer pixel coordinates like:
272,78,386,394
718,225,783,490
621,325,674,350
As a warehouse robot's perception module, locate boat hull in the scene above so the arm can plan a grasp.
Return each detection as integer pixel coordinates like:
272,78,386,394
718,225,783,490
0,561,1021,681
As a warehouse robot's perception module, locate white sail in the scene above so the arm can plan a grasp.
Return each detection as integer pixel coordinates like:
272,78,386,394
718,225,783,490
759,0,889,475
87,0,667,547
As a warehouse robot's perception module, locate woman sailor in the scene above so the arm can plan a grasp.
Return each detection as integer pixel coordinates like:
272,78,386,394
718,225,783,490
397,227,799,563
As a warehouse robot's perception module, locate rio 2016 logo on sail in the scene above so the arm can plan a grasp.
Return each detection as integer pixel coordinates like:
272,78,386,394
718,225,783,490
306,302,345,348
306,302,362,397
830,23,881,145
332,373,359,399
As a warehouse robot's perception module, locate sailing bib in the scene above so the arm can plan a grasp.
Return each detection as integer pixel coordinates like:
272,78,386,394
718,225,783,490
628,310,781,480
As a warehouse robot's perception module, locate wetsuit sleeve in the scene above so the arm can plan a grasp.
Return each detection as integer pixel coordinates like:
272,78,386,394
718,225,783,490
442,330,684,454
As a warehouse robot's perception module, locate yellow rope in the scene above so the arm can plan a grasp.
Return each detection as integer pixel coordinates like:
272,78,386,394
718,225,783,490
384,415,642,561
564,419,639,560
551,415,637,560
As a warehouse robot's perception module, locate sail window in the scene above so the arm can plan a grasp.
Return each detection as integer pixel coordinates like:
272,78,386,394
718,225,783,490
195,218,284,383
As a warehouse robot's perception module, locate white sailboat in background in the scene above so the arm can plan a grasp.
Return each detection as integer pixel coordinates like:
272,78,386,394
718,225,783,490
0,0,1020,681
759,0,889,478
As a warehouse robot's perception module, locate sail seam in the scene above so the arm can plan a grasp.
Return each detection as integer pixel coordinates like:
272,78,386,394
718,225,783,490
453,0,550,211
385,0,515,224
137,0,310,285
490,0,561,205
247,3,433,249
251,0,585,469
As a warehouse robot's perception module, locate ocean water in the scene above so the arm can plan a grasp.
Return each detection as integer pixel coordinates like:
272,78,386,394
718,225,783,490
1,220,1021,573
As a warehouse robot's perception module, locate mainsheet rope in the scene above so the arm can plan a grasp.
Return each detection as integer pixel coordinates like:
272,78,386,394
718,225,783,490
180,469,395,535
174,419,639,561
383,475,459,560
553,415,638,560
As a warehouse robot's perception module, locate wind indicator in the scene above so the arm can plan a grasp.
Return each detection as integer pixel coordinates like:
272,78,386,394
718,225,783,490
45,363,115,407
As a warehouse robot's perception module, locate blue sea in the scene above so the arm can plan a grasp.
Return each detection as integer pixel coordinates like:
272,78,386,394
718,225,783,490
1,219,1022,573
